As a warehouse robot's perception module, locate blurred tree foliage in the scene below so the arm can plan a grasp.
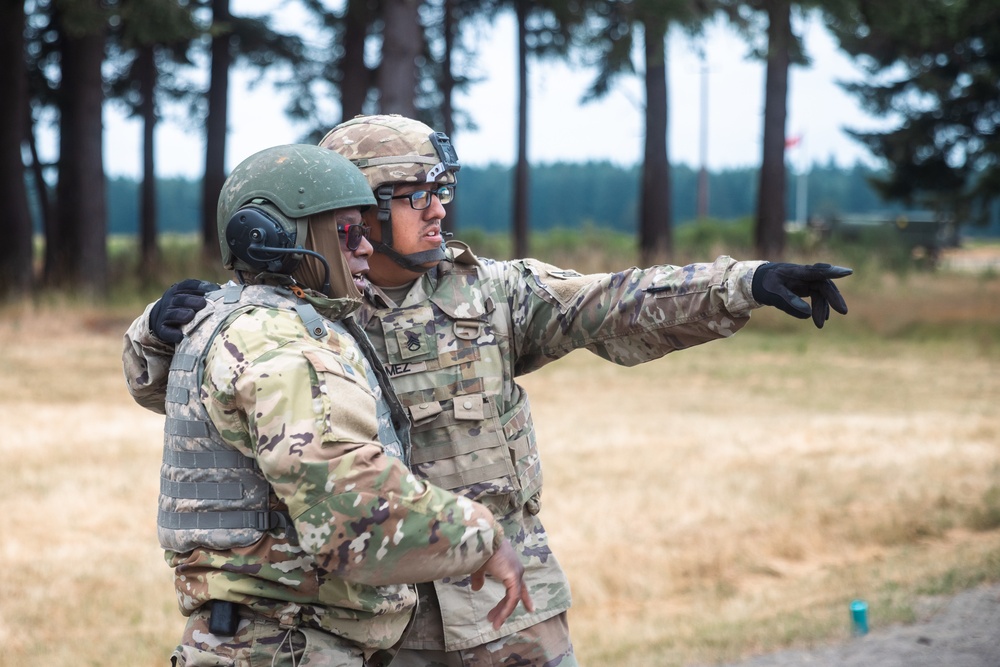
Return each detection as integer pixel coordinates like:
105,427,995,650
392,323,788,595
100,160,911,236
5,0,1000,302
826,0,1000,226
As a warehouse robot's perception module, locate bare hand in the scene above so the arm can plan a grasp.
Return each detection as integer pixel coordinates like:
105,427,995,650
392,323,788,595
470,538,535,629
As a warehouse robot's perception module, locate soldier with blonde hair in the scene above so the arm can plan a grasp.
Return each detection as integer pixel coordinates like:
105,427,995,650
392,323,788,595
127,116,851,666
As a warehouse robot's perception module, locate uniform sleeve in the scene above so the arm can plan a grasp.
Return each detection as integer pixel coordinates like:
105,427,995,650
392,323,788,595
498,255,767,375
204,310,501,586
122,300,173,415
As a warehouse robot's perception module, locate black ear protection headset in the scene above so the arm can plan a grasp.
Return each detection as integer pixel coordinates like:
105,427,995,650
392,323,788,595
225,205,331,294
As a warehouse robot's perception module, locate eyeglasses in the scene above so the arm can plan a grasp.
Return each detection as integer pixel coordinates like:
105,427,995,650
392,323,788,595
391,186,454,210
337,223,371,251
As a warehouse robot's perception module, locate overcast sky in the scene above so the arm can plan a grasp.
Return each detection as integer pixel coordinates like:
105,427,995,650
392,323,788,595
94,3,887,178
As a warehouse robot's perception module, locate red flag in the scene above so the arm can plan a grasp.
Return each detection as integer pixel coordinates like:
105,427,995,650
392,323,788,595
785,135,802,149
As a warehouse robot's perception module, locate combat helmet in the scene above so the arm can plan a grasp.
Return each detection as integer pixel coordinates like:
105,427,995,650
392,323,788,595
319,114,460,271
217,144,375,293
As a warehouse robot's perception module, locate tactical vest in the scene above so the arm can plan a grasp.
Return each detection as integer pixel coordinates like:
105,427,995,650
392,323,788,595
159,282,411,553
361,246,543,517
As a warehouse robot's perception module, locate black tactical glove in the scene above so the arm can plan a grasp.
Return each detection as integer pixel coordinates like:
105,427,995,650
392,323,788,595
148,279,219,344
751,262,852,329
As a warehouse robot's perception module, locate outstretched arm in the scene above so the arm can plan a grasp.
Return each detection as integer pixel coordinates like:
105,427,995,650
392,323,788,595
500,256,853,376
500,255,765,375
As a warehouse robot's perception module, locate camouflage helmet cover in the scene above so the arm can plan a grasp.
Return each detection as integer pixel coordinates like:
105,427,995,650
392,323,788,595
318,114,460,190
217,144,376,269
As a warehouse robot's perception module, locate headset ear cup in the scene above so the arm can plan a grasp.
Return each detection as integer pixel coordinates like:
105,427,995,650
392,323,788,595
225,206,298,273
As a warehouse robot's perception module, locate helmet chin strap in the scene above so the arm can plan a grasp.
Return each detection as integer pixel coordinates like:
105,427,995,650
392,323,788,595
374,184,447,273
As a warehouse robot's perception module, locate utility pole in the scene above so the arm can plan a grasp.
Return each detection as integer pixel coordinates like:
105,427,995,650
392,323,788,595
697,55,709,220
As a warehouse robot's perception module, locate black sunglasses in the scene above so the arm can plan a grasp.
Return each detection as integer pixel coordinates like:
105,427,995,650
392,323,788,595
390,186,455,210
337,223,371,251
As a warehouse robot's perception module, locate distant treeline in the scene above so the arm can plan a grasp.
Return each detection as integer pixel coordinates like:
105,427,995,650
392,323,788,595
101,161,999,236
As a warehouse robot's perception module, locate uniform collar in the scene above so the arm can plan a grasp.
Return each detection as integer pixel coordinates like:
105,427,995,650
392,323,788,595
365,264,440,309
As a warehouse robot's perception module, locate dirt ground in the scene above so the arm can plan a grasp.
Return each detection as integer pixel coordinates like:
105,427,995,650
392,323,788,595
709,582,1000,667
940,244,1000,272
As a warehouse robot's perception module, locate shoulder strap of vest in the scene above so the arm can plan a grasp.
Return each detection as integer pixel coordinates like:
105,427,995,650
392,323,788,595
343,316,412,464
159,509,291,532
445,239,481,267
294,303,327,340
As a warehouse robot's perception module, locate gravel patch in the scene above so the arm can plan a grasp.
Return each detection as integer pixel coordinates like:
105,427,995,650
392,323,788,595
709,583,1000,667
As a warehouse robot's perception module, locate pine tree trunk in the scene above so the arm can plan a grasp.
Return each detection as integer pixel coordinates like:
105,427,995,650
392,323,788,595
640,18,671,266
46,8,107,296
512,0,530,259
0,0,35,298
440,0,459,234
754,0,791,260
138,44,159,280
378,0,420,116
340,0,372,120
202,0,230,264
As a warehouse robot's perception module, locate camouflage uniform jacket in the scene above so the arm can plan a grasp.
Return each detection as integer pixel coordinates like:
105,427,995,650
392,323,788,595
131,281,502,651
356,241,765,651
122,250,766,651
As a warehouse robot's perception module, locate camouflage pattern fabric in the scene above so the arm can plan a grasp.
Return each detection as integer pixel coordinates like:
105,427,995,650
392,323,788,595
170,605,366,666
352,242,765,651
390,611,575,667
132,280,503,653
159,283,411,554
122,246,766,656
319,115,457,187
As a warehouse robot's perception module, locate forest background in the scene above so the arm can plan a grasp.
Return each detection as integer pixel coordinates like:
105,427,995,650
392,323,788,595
3,0,1000,299
100,162,1000,237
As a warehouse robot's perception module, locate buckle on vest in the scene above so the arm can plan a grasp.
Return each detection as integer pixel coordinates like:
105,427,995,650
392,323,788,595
256,510,292,531
453,319,483,340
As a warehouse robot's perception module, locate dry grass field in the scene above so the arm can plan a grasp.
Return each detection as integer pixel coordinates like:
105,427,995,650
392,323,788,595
1,254,998,666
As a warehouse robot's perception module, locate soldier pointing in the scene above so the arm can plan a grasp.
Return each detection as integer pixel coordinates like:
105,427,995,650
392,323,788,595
126,115,850,666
